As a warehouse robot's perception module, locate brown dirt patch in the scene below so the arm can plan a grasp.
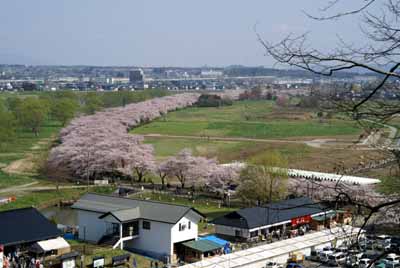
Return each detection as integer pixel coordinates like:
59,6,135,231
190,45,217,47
3,153,37,175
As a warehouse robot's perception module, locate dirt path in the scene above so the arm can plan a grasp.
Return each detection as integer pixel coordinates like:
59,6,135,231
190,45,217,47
143,133,362,150
0,181,40,194
1,136,56,175
2,153,37,175
360,119,399,148
0,183,95,194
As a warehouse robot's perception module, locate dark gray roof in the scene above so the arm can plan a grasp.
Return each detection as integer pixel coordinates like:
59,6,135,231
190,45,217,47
0,207,61,247
103,207,141,222
211,197,327,229
72,193,204,224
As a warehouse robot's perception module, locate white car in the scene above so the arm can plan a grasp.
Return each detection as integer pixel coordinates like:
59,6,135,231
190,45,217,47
265,261,282,268
320,251,334,263
328,252,346,266
385,254,400,266
359,258,373,268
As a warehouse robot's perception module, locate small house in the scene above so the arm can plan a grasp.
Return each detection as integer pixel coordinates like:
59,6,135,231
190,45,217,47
72,193,204,262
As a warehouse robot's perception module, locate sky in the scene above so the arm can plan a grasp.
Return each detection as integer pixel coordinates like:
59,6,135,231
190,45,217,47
0,0,372,67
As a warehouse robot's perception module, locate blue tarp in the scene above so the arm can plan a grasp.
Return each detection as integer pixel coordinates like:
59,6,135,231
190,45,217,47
199,235,229,247
199,235,231,254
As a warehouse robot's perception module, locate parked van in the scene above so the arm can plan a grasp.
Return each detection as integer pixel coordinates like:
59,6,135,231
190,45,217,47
328,252,346,266
360,258,373,268
320,251,334,263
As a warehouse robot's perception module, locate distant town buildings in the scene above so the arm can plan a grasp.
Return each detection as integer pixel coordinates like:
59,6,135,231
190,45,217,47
0,64,392,100
129,69,144,83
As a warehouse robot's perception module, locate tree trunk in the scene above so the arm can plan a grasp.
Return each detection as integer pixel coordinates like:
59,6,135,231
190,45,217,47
160,174,167,190
136,169,144,182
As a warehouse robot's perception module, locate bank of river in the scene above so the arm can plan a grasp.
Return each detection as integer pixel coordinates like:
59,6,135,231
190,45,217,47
40,206,78,226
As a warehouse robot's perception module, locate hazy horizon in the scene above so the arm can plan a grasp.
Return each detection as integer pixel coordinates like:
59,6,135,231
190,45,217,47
1,1,371,67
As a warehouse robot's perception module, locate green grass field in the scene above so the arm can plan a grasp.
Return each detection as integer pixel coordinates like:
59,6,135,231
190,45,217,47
134,192,238,219
0,119,62,190
133,100,361,139
0,120,61,164
132,100,364,171
0,171,34,188
144,137,311,164
0,186,116,211
68,240,153,267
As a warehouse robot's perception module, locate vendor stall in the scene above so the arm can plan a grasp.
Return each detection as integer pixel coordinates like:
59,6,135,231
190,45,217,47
182,240,223,263
30,237,71,258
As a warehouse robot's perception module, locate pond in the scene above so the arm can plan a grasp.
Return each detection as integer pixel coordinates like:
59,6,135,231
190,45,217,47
40,206,78,227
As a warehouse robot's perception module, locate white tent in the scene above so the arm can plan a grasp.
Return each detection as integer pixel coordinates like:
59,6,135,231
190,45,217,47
31,237,70,253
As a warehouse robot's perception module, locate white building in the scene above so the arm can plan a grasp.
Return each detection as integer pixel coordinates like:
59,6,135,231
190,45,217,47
72,193,203,262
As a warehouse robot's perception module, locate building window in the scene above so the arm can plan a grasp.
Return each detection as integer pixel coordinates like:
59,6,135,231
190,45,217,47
143,221,151,230
179,223,187,231
188,221,191,230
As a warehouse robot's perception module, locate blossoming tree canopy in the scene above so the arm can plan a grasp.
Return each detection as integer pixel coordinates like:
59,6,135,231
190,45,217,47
48,93,200,180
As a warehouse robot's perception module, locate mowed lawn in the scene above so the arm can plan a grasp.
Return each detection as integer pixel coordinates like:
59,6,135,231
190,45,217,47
132,100,361,139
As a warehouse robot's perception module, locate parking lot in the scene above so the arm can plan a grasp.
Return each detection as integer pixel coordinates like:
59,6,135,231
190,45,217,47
300,235,400,268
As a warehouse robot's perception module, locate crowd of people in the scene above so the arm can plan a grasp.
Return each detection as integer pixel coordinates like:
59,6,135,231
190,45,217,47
2,251,43,268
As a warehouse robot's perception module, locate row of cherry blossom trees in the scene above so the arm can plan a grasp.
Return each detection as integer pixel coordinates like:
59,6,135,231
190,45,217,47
47,93,238,188
48,94,196,181
157,148,239,189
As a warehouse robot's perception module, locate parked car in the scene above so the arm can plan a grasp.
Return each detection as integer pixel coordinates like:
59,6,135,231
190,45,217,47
286,263,303,268
335,247,348,253
388,244,400,254
345,251,363,268
345,257,359,268
323,246,335,251
320,251,334,264
375,260,386,268
391,237,400,247
328,252,347,266
309,250,321,262
359,258,373,268
384,254,400,266
377,235,392,250
266,261,282,268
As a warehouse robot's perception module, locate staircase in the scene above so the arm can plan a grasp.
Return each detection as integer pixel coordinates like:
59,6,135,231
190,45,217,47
98,234,120,246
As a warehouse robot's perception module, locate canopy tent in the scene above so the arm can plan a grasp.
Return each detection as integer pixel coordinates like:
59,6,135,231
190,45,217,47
199,235,229,247
183,240,222,253
31,237,70,253
199,235,231,253
312,211,337,222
